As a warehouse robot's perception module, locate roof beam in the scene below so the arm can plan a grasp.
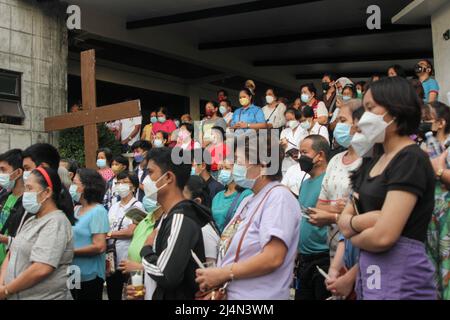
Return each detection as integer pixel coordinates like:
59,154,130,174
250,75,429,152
295,70,415,80
126,0,324,29
255,51,433,67
199,24,429,50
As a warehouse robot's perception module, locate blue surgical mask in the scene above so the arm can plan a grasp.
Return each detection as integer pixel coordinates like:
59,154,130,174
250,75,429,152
342,96,352,102
22,191,44,215
0,172,16,191
191,167,197,176
150,116,157,124
153,139,163,148
158,116,166,123
143,196,158,213
134,153,144,163
23,170,31,181
301,94,310,103
300,120,311,131
218,169,232,186
333,123,353,148
219,106,227,115
69,184,81,203
96,159,107,168
232,164,257,189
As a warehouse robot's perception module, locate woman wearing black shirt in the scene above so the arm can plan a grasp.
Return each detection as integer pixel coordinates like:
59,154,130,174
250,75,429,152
338,77,436,300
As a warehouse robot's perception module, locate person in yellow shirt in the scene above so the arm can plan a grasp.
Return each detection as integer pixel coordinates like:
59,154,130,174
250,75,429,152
141,111,157,142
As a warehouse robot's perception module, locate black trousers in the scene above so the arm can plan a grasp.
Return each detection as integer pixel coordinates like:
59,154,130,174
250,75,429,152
295,252,331,300
106,271,127,300
71,277,104,300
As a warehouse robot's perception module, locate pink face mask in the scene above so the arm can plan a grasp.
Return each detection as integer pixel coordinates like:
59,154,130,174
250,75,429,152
178,130,190,141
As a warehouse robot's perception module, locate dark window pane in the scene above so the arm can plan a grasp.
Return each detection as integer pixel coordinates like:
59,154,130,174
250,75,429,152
0,73,19,96
0,99,25,119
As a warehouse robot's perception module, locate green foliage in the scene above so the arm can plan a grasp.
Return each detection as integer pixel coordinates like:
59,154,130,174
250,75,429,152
58,124,122,167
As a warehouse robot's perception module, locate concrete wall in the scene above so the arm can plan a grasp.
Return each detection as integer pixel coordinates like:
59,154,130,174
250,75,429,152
0,0,67,153
431,1,450,104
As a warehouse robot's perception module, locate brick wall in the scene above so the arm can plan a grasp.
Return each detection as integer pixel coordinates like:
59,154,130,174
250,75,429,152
0,0,67,152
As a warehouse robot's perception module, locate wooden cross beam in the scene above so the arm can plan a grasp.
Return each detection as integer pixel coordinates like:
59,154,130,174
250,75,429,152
44,49,141,169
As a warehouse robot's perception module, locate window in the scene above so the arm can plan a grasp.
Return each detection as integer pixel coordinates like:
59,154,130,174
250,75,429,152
0,69,24,125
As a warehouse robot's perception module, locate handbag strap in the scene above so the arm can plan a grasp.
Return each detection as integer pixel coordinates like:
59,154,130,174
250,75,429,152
233,185,284,263
265,104,279,123
223,191,243,228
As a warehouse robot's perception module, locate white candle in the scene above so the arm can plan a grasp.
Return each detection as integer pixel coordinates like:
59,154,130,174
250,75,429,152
131,273,143,286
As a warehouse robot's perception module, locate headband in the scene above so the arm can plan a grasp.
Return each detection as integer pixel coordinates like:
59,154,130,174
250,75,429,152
35,166,53,191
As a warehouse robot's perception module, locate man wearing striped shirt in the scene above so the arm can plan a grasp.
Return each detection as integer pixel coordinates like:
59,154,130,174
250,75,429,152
140,147,212,300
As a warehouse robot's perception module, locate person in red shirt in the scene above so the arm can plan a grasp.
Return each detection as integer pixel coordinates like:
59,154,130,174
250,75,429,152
151,107,177,141
207,126,229,180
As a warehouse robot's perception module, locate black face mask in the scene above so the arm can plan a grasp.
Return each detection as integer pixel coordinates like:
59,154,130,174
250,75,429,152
322,82,330,92
298,155,316,173
418,122,433,135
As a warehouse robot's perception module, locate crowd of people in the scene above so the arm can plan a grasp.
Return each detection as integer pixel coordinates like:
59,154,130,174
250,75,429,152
0,59,448,300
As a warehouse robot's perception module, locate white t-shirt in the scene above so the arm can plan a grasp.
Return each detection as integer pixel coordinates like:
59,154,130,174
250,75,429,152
280,124,308,174
318,151,362,259
202,223,219,260
316,101,328,118
120,116,142,145
310,122,330,143
281,164,309,196
108,198,143,265
262,102,287,129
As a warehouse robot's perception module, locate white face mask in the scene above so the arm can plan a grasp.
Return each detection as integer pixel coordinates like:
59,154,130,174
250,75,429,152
287,120,298,130
351,132,373,157
143,172,168,201
266,95,275,104
117,183,131,199
300,120,311,130
357,111,394,144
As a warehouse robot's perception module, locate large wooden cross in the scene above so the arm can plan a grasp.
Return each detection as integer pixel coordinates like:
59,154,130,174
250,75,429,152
44,49,141,169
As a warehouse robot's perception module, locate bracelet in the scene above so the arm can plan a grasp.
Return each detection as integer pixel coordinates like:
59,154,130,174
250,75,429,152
229,263,235,282
349,215,360,234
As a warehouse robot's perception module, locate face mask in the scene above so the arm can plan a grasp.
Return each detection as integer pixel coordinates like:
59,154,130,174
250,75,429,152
23,191,44,215
356,90,363,99
357,111,394,145
153,139,164,148
418,122,433,137
69,184,81,203
266,95,275,104
150,116,157,124
117,183,131,199
96,159,107,169
134,153,144,163
322,82,330,92
23,170,31,181
218,169,232,186
351,133,373,157
143,196,158,213
111,165,123,175
205,109,214,117
174,120,180,128
333,123,353,148
158,116,166,123
143,172,168,200
342,96,352,102
300,120,311,131
232,164,259,189
301,94,310,104
219,106,227,115
191,167,197,176
298,154,316,173
0,172,16,191
287,120,298,130
178,130,190,141
239,97,250,107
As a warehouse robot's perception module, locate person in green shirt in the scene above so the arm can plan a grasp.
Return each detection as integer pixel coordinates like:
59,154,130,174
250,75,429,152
211,161,253,233
0,149,26,265
295,135,331,301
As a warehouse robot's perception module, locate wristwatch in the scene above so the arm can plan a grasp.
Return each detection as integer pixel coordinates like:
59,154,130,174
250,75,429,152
437,168,445,180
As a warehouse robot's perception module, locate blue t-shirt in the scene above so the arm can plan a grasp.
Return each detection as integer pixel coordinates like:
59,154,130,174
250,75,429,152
73,204,110,282
298,173,328,254
211,189,253,233
230,104,265,134
338,234,359,269
422,78,439,103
